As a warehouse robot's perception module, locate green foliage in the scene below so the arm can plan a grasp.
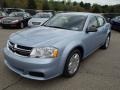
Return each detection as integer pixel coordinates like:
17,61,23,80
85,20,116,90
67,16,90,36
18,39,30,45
84,3,91,10
79,1,84,7
92,4,102,13
73,1,77,6
27,0,36,9
49,0,55,10
3,0,28,8
2,0,7,8
35,0,43,10
0,0,119,13
42,0,49,10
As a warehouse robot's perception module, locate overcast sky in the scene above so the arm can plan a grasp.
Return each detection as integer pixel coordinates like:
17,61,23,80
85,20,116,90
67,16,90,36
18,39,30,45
64,0,120,5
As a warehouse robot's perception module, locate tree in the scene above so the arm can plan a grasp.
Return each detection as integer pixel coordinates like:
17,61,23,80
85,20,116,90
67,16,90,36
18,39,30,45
0,0,3,8
92,4,102,13
27,0,36,9
109,6,114,13
35,0,43,10
2,0,7,8
52,1,64,11
79,1,84,7
73,1,77,6
2,0,120,13
101,5,109,13
0,0,7,8
42,0,49,10
84,3,91,9
49,0,54,10
4,0,15,8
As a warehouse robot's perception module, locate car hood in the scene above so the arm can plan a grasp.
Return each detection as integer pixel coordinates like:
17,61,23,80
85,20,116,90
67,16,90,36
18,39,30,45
9,26,81,47
29,18,49,24
2,17,23,21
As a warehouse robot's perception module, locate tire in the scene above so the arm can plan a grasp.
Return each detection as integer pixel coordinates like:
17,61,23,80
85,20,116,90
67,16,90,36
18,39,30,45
63,49,81,77
1,26,6,29
101,35,110,49
20,22,24,29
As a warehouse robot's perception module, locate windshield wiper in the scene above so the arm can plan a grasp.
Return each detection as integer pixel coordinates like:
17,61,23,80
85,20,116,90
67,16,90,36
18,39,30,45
44,25,66,29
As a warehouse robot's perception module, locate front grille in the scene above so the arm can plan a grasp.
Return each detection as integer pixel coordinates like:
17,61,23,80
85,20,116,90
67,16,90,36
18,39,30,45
32,22,41,25
29,72,44,77
8,41,32,56
3,20,11,24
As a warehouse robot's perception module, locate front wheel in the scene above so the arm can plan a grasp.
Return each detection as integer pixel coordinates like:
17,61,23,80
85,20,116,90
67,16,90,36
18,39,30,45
63,49,81,77
101,35,110,49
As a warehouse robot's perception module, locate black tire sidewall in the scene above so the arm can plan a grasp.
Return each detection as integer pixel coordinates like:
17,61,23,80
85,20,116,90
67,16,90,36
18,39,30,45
101,35,110,49
105,36,110,48
63,49,81,77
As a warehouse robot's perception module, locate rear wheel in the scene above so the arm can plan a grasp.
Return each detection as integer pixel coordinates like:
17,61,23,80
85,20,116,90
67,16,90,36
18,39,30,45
101,35,110,49
63,49,81,77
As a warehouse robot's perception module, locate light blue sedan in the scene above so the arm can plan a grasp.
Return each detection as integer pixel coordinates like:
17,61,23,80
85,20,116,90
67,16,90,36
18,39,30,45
4,12,111,80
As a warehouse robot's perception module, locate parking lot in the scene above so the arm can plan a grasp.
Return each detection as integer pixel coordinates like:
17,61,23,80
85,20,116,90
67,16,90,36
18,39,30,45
0,28,120,90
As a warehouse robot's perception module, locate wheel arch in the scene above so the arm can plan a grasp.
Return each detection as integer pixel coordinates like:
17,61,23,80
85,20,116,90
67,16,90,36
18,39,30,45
63,44,85,62
59,43,85,74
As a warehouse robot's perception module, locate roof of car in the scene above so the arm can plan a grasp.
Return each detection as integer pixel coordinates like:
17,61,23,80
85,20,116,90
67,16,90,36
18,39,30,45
59,12,101,16
37,12,52,14
11,11,25,13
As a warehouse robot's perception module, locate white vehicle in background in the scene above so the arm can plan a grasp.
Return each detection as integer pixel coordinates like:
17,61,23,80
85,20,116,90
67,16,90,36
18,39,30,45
28,12,53,27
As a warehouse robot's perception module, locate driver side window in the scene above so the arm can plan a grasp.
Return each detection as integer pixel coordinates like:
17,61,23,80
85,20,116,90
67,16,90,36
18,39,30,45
88,16,99,28
97,16,105,27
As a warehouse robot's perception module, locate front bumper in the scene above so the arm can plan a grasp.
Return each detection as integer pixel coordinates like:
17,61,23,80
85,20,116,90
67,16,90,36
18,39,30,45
4,48,61,80
1,23,19,28
28,23,41,27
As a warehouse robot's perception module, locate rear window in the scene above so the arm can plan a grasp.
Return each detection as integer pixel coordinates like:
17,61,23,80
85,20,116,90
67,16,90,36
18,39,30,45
33,13,52,18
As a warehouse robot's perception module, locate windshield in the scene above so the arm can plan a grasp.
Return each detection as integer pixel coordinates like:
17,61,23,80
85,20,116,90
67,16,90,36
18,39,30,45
43,14,87,31
33,13,51,18
9,12,24,17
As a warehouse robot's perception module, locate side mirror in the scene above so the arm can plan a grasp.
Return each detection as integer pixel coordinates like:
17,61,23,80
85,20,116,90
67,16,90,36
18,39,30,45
86,26,97,33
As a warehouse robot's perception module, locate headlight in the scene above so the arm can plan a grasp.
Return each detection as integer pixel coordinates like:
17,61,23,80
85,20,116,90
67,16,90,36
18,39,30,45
30,47,59,58
11,20,19,23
